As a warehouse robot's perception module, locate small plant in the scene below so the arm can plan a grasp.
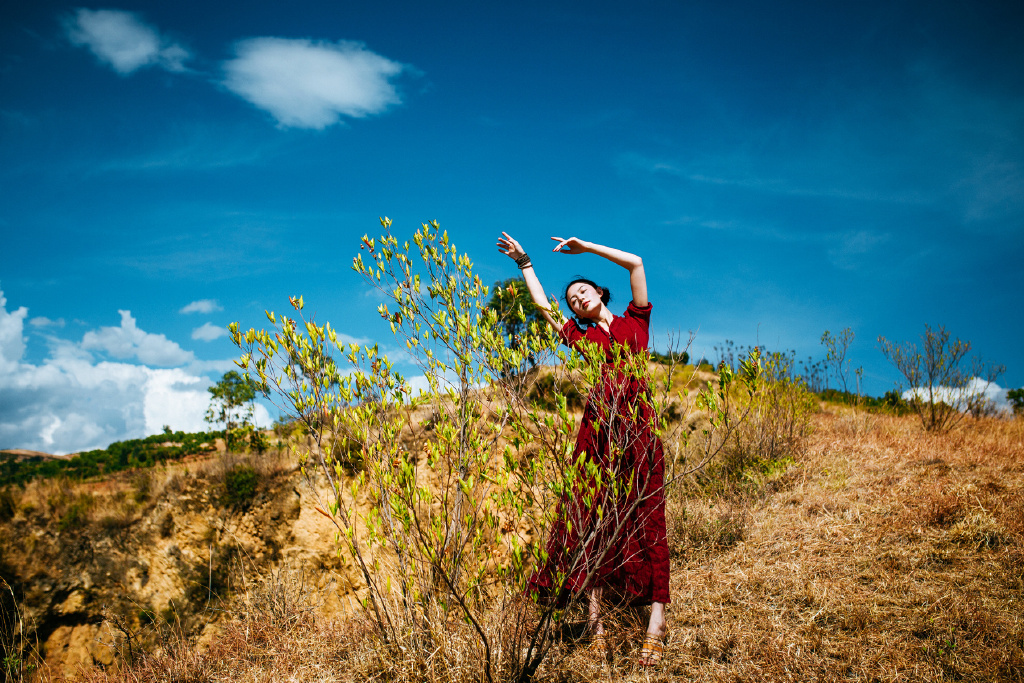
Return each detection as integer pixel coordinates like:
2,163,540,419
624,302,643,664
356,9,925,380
56,494,93,531
222,465,259,509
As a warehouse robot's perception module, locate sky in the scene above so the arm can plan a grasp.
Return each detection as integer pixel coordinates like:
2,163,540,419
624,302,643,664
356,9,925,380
1,0,1022,454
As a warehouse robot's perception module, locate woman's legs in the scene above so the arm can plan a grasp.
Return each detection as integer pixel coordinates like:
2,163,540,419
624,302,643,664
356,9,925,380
646,601,667,636
589,586,604,634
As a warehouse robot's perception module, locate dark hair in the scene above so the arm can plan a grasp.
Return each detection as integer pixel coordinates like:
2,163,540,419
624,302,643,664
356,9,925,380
564,278,611,326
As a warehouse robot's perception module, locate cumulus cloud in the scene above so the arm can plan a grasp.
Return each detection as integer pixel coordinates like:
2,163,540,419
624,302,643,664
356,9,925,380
903,378,1012,415
191,322,228,342
222,38,404,129
180,299,223,314
66,8,189,75
0,289,269,454
82,310,194,366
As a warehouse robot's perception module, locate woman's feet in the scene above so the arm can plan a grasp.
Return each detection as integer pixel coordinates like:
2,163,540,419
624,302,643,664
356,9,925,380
638,631,667,667
638,601,668,667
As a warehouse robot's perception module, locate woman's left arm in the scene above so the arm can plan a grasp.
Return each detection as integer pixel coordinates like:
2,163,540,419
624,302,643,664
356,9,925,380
551,237,648,307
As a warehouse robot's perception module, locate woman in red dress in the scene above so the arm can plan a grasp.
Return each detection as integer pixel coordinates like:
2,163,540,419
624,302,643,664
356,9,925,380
497,233,670,666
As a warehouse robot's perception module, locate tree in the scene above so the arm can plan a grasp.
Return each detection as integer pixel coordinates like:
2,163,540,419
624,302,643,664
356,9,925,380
1008,388,1024,416
486,276,546,370
204,370,256,431
821,327,854,394
878,325,1004,431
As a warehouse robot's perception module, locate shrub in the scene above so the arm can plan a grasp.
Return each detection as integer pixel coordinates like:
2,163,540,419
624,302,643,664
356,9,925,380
222,465,259,509
878,325,1005,431
58,495,93,531
0,488,16,522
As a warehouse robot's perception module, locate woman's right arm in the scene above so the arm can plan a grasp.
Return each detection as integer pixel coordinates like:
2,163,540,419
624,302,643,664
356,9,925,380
497,232,567,331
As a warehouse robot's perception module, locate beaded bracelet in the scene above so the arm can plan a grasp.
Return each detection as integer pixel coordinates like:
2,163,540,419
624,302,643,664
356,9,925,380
515,253,532,269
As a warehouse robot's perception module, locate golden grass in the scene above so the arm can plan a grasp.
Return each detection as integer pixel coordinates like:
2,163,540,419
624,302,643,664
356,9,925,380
66,411,1024,682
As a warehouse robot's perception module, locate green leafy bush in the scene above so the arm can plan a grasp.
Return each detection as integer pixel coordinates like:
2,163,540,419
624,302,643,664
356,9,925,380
222,465,259,509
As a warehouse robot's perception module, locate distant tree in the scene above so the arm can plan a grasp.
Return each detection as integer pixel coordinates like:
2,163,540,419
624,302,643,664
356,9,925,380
1006,388,1024,416
878,324,1004,431
205,370,256,431
485,276,546,370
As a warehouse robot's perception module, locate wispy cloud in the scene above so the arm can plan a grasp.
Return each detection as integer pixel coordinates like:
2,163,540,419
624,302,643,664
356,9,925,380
222,38,405,129
81,310,194,366
28,316,65,328
65,9,189,75
180,299,223,314
191,322,228,342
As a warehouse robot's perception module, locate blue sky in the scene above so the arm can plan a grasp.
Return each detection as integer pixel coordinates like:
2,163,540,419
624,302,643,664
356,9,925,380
1,0,1022,453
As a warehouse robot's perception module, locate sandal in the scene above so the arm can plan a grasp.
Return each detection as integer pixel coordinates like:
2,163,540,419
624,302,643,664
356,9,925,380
638,631,667,667
589,631,611,660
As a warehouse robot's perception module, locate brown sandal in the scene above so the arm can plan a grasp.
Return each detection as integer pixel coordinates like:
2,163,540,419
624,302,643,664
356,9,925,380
589,631,611,660
638,631,666,667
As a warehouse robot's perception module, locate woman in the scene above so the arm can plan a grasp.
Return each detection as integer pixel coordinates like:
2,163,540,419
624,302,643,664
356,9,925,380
497,232,670,667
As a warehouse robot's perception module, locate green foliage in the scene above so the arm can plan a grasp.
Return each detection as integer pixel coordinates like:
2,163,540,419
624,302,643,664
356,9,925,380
205,370,257,431
222,465,259,509
486,277,546,370
57,495,93,531
692,349,814,493
1007,388,1024,416
0,431,218,486
526,373,583,411
650,348,689,365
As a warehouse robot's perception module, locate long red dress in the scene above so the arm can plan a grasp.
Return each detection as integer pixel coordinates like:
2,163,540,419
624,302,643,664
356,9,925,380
529,301,671,606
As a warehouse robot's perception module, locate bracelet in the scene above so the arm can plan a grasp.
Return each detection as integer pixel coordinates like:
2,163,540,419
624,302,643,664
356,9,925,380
515,253,532,269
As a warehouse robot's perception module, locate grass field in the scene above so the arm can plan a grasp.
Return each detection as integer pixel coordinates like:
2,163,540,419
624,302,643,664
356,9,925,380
67,407,1024,682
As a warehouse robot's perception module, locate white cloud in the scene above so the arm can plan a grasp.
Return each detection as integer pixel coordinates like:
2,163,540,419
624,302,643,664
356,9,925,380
191,322,229,342
902,378,1012,415
82,310,194,366
222,38,404,129
180,299,223,314
28,316,66,328
0,289,274,454
66,9,189,75
0,290,28,375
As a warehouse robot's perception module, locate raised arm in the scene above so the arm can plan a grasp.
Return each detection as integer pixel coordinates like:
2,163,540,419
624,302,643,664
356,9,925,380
496,232,568,331
550,237,648,307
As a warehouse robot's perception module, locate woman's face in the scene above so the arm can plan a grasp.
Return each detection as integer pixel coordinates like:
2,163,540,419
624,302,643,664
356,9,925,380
566,282,603,319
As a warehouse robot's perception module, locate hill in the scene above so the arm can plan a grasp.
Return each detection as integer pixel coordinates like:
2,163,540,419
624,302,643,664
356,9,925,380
1,407,1022,681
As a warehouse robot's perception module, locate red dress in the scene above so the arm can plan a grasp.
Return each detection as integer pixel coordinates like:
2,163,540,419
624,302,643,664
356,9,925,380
529,301,671,606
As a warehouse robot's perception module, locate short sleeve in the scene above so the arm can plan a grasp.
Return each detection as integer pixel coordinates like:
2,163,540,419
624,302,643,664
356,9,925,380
559,319,586,348
623,301,652,328
611,301,652,350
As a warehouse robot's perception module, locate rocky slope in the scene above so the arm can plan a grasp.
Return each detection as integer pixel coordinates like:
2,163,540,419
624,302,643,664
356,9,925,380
0,445,354,679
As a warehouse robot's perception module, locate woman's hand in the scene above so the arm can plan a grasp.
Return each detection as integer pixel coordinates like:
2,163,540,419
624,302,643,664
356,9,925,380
550,236,591,254
497,232,527,261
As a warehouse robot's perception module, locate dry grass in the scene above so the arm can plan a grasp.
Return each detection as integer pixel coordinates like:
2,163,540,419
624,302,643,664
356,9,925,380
63,411,1024,682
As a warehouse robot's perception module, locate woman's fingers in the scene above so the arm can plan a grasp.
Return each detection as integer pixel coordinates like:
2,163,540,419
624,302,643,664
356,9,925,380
497,233,523,257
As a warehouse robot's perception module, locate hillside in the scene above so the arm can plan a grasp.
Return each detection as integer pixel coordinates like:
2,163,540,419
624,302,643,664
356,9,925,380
1,407,1022,681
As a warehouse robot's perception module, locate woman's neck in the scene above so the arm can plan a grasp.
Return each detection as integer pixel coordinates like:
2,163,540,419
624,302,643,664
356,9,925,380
593,306,614,330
